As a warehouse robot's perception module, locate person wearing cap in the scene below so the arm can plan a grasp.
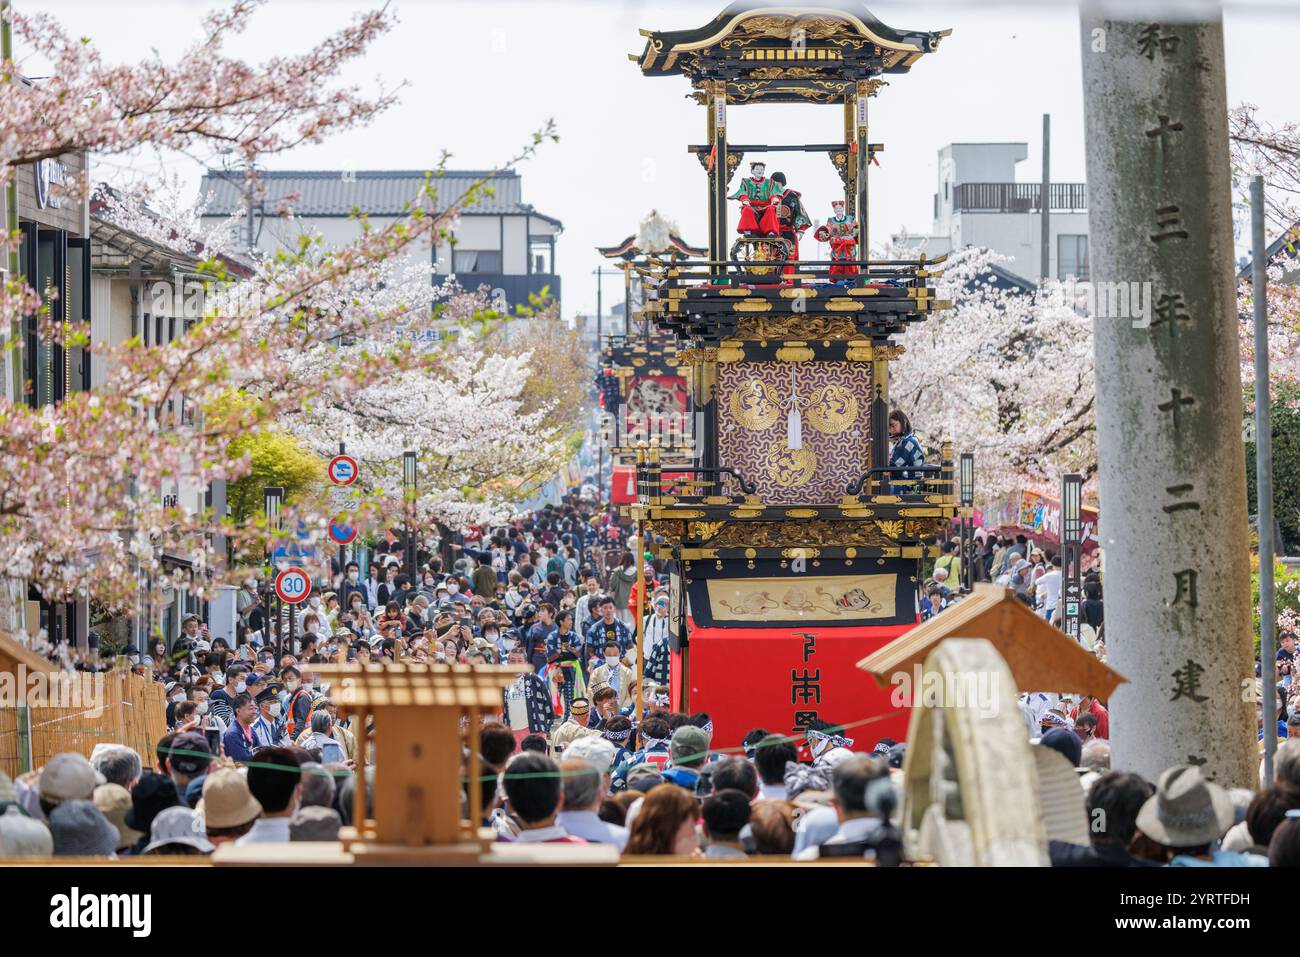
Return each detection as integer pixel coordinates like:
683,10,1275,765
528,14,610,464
141,806,214,855
168,731,214,808
550,697,598,759
198,768,262,846
662,726,710,794
252,684,289,749
1134,765,1267,866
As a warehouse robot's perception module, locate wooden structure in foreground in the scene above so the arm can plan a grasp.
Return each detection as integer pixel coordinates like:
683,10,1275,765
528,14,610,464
856,583,1126,699
311,662,524,863
0,632,167,777
898,637,1048,866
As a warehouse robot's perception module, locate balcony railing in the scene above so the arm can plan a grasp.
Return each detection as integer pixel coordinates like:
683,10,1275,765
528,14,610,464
954,182,1088,213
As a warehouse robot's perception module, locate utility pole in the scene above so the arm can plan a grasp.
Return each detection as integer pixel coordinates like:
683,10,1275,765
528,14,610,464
1253,175,1278,782
1040,113,1051,283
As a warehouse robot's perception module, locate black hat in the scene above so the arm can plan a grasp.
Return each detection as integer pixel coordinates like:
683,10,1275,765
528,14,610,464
256,685,282,704
123,772,182,831
168,732,213,776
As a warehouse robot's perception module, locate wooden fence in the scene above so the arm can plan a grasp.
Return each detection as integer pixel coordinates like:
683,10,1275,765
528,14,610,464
0,668,168,778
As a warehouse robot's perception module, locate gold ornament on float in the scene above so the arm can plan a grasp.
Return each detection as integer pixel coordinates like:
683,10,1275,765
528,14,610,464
729,378,781,430
805,384,859,434
766,445,817,488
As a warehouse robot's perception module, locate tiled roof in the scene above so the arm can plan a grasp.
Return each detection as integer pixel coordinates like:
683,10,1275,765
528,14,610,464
198,169,561,226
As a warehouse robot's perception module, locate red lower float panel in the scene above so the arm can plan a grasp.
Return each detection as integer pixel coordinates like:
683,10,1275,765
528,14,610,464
672,620,914,755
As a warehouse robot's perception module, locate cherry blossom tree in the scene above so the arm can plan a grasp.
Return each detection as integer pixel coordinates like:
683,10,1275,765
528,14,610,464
0,0,565,638
889,246,1097,501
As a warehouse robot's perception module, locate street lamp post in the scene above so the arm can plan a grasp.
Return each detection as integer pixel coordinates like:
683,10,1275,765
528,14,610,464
959,453,974,594
403,451,419,578
1061,473,1083,640
264,486,284,659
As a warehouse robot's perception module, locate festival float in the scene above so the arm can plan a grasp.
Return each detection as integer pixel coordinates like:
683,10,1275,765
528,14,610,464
628,2,961,750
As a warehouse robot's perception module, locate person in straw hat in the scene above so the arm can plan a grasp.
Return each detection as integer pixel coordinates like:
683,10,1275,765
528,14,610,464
197,769,262,847
1135,765,1267,866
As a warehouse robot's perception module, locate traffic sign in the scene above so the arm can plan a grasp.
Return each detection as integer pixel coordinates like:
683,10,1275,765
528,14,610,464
328,454,359,486
329,486,359,511
329,521,357,545
275,567,312,604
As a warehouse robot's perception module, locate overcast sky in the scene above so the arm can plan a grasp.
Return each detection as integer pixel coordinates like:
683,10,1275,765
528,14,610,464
22,0,1300,320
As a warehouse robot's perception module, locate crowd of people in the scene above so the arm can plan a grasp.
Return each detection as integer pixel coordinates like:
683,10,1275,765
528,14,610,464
2,482,1295,867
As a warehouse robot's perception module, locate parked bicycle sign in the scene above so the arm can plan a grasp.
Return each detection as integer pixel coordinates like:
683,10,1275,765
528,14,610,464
327,454,359,486
274,567,312,604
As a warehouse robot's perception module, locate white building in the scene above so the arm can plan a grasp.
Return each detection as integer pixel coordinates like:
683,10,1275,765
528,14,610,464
197,168,563,310
895,142,1089,285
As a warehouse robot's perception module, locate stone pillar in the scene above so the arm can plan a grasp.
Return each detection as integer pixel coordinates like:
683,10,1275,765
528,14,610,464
1080,14,1255,787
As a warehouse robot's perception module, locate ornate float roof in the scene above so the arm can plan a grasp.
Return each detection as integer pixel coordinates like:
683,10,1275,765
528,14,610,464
597,234,706,260
633,2,949,104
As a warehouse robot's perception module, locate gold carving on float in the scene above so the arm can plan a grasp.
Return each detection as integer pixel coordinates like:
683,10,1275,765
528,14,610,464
784,508,818,519
825,298,864,311
730,509,762,519
775,344,815,362
729,378,782,430
710,574,896,622
846,346,874,361
735,315,858,339
783,547,820,560
766,445,818,488
676,347,719,365
876,519,904,539
779,288,817,299
688,521,727,540
805,384,859,434
716,345,746,362
703,520,899,550
734,298,772,312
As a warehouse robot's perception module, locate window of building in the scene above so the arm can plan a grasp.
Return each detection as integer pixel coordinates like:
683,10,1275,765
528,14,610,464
1058,234,1089,280
452,249,501,274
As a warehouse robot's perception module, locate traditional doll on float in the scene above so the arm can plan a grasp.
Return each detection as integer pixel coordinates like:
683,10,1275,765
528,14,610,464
769,171,810,276
729,160,781,236
814,199,859,277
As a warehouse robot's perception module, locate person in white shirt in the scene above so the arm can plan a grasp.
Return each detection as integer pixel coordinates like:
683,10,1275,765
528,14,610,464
642,591,671,660
236,747,301,845
574,574,602,637
1035,555,1063,620
555,752,628,851
795,757,891,860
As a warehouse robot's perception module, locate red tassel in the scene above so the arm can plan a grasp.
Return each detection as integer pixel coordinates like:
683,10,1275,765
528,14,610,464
706,143,717,172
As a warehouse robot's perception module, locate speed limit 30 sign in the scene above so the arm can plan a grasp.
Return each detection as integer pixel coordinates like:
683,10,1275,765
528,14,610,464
275,567,312,604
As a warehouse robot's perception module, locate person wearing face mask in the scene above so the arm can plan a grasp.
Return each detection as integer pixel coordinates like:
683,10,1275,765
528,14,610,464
589,640,635,712
362,563,383,613
251,685,289,749
280,666,313,741
446,576,470,605
208,666,247,727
